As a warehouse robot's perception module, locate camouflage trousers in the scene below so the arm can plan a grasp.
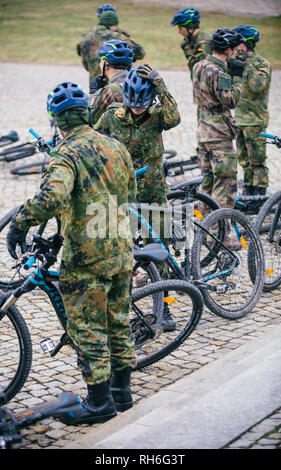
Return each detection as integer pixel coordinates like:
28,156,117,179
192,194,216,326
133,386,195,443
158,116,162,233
59,255,137,386
237,126,269,189
197,140,237,208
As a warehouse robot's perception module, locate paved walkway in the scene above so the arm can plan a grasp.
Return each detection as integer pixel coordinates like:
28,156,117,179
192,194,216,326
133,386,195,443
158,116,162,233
124,0,281,17
0,63,281,449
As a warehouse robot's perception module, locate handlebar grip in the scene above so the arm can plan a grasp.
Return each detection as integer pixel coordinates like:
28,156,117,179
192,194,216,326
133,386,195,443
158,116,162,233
29,128,41,140
135,166,151,177
23,257,36,270
260,132,277,139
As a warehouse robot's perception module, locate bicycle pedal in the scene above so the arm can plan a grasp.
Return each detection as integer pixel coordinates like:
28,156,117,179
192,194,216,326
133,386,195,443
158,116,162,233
40,338,55,354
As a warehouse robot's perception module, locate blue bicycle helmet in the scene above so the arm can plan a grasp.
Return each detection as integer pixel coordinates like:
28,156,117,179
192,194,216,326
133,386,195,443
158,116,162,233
234,25,260,48
169,7,200,28
96,4,116,17
98,40,133,66
123,67,156,109
47,82,89,116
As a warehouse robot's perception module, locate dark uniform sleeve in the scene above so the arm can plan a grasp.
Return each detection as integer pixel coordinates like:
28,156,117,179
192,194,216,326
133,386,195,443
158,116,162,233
15,152,76,231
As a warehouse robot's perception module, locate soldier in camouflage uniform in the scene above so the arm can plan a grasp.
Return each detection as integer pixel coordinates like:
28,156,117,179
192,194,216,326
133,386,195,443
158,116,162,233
169,7,211,81
89,40,133,125
7,82,137,425
77,10,145,87
234,25,272,195
95,64,181,330
192,29,247,248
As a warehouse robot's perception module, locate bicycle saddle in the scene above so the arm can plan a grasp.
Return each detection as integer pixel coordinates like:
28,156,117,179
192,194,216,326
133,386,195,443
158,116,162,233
133,243,168,264
170,176,203,192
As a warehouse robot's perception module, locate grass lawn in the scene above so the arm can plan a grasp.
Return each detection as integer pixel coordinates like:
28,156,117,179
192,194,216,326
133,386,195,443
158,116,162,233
0,0,280,68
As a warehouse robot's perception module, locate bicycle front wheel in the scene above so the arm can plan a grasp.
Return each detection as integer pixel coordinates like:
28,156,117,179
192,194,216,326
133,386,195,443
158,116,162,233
131,280,203,370
0,305,32,404
191,208,265,319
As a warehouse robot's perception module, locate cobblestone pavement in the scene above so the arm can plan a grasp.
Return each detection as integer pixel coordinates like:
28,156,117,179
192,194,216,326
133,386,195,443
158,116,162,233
0,63,281,449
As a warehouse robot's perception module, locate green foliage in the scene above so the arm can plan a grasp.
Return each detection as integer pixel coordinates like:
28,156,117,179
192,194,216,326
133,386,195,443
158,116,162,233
0,0,280,68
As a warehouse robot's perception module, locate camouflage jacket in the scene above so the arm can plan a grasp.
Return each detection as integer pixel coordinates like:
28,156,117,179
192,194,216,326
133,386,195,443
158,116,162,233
77,25,145,82
16,125,137,266
89,70,127,125
181,28,212,79
193,55,242,142
235,51,271,127
94,77,180,204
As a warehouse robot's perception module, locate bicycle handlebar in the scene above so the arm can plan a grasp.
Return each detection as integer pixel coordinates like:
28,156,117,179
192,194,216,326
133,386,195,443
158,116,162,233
260,132,281,148
0,392,80,449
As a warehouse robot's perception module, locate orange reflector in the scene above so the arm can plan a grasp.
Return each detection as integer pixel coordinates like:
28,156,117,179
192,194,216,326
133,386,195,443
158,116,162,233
164,296,176,304
266,269,274,275
240,237,247,249
16,410,34,418
194,210,203,220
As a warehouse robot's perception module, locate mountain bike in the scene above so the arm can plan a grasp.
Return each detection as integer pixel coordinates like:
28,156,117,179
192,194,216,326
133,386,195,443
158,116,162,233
131,198,265,320
246,132,281,292
0,121,60,174
0,391,80,449
0,224,203,405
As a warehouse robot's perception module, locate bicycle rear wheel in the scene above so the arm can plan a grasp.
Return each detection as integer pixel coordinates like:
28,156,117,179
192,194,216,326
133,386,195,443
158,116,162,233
250,191,281,292
191,208,265,319
0,305,32,404
132,280,203,370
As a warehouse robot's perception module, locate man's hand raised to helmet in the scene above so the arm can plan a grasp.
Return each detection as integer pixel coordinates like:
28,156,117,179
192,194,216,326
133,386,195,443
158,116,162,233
137,64,161,85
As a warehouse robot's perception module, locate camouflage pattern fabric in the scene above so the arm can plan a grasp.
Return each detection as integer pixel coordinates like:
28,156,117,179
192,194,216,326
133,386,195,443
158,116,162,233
193,55,242,208
77,25,145,84
94,76,180,278
89,70,128,125
59,257,136,385
15,124,137,266
237,125,268,188
181,28,212,80
15,124,137,385
197,141,237,208
94,77,180,205
235,51,271,128
235,51,271,189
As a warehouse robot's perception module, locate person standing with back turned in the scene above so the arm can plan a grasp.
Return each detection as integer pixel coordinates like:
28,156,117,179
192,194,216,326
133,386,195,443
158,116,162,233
6,82,137,425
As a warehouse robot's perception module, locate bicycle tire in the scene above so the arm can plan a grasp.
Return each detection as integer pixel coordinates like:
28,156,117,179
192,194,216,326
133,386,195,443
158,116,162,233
0,143,36,162
167,190,222,267
0,305,32,404
132,279,203,370
0,206,61,290
10,159,48,176
249,191,281,292
191,208,265,320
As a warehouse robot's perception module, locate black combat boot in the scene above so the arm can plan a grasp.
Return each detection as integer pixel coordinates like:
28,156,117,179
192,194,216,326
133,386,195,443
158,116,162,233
244,185,255,195
59,381,117,425
110,368,133,412
161,302,176,332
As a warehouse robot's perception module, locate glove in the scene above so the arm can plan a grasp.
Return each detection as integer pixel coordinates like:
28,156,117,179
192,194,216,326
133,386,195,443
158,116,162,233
89,76,107,94
228,59,245,78
137,64,160,84
7,221,28,260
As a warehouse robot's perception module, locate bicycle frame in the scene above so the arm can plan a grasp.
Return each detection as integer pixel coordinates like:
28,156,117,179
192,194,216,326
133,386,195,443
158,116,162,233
130,203,240,293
